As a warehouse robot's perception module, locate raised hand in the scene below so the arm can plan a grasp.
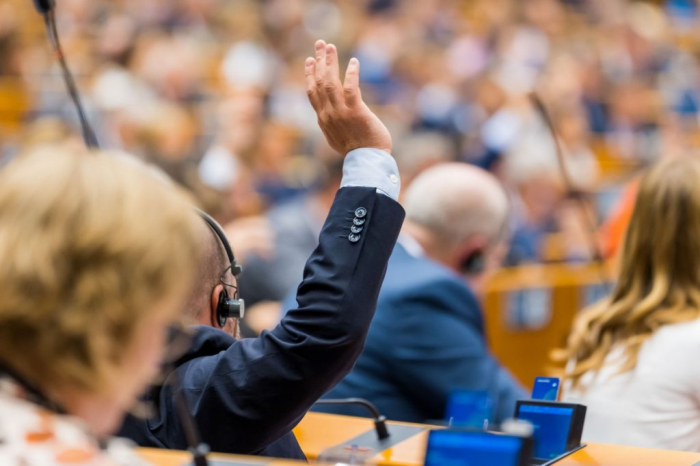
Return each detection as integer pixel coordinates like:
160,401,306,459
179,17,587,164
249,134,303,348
305,40,392,155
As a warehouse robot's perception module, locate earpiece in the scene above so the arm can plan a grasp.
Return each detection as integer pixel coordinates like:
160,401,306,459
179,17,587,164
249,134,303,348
216,289,245,327
460,251,485,275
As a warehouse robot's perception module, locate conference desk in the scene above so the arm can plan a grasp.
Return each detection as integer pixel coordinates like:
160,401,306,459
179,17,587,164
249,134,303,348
137,412,700,465
293,412,700,466
138,448,302,466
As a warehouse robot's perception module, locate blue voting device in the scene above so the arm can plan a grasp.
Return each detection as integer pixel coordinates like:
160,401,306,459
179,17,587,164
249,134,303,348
445,390,493,429
531,377,560,401
515,401,587,464
424,430,532,466
517,404,572,460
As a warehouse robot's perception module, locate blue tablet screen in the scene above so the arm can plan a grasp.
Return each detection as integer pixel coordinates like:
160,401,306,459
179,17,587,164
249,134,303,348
516,404,573,460
445,390,492,429
424,430,524,466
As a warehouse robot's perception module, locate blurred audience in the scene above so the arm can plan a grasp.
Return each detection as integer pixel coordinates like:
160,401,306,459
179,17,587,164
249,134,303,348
394,131,456,189
317,163,526,425
5,0,700,268
560,157,700,452
237,144,342,310
4,0,700,455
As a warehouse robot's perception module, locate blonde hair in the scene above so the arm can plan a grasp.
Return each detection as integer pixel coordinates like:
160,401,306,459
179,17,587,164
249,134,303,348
560,157,700,388
0,148,200,395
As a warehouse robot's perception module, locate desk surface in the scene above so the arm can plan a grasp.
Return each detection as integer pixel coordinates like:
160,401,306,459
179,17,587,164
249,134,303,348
138,448,302,466
294,412,700,466
137,412,700,465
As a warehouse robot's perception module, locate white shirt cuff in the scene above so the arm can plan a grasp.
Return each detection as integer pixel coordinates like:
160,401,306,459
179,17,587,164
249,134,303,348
341,148,401,201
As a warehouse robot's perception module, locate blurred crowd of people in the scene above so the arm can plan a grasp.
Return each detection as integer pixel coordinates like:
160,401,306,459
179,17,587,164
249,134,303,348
1,0,700,319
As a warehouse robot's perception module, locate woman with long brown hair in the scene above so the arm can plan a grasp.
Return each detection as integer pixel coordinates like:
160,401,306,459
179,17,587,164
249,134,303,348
560,157,700,451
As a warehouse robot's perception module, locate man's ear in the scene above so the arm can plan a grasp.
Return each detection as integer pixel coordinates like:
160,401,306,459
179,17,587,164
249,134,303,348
209,283,225,329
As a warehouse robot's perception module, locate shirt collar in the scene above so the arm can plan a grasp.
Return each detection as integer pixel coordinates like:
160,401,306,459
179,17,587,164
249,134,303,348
398,233,425,258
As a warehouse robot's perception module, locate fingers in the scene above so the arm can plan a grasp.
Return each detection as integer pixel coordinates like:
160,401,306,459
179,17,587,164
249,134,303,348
314,40,328,106
306,40,348,110
343,57,361,107
305,57,319,110
324,44,343,106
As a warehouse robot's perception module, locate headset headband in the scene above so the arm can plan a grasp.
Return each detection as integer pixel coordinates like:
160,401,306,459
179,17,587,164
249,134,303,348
196,209,242,277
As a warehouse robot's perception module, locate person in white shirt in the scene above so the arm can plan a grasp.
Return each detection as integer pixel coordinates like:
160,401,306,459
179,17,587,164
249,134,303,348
560,156,700,452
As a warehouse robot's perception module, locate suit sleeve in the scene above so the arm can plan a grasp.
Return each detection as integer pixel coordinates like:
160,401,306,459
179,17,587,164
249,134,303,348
178,187,404,454
388,280,526,425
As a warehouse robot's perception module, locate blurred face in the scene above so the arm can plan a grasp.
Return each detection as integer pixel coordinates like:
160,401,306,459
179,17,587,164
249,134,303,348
116,293,183,407
74,289,187,437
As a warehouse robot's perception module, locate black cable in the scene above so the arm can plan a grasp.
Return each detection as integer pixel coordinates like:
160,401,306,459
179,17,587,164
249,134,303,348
43,10,99,149
529,92,612,290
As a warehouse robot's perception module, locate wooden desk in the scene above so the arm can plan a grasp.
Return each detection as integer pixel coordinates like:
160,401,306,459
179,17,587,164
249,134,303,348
295,412,700,466
138,448,302,465
564,443,700,466
294,412,430,466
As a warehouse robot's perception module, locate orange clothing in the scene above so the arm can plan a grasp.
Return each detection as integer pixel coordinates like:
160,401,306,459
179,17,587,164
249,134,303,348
601,179,640,260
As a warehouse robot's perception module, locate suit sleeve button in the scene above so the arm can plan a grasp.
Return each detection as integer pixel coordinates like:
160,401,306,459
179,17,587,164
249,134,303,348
353,218,366,226
355,207,367,218
348,233,361,243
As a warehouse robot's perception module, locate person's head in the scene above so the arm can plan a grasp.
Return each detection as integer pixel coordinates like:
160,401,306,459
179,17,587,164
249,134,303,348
562,157,700,388
0,148,200,436
186,222,240,338
403,162,509,291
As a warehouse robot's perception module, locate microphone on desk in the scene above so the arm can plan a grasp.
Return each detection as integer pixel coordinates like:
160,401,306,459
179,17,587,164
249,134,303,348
314,398,391,440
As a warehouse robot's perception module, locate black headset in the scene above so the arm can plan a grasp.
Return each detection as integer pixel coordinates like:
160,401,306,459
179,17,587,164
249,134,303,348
198,210,245,327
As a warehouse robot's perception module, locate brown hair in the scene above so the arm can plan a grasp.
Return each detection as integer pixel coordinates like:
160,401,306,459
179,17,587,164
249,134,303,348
559,157,700,389
0,148,200,395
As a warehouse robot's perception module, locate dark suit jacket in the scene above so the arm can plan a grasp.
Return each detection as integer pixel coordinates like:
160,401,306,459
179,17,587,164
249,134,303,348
118,187,405,458
317,243,525,425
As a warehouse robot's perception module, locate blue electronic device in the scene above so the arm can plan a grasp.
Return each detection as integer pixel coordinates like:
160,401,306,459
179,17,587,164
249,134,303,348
514,401,587,465
445,390,493,429
531,377,561,401
424,429,533,466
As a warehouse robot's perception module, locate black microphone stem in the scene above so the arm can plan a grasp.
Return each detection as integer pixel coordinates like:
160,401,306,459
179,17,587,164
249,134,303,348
170,369,210,466
314,398,391,440
40,8,99,149
529,92,612,292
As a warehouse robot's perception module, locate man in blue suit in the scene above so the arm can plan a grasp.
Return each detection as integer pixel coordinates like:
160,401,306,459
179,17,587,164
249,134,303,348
319,163,526,425
118,40,405,459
